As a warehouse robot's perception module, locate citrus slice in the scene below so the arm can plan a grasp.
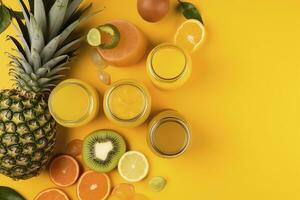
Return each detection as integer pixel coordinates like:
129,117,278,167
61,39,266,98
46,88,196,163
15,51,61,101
77,171,111,200
49,155,80,187
34,188,69,200
87,28,102,47
98,24,120,49
118,151,149,182
174,19,206,53
149,176,167,192
112,183,135,199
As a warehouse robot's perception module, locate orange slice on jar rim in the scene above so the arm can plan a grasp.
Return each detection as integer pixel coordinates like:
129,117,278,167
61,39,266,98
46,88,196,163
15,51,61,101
49,155,80,187
34,188,69,200
77,171,111,200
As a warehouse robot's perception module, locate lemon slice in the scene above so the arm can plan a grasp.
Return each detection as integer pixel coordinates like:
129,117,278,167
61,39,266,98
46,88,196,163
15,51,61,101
87,28,102,47
174,19,206,53
118,151,149,182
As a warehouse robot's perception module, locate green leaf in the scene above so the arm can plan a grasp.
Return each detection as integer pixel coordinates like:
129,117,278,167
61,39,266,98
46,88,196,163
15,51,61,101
0,5,12,34
0,186,26,200
177,1,204,24
48,0,69,40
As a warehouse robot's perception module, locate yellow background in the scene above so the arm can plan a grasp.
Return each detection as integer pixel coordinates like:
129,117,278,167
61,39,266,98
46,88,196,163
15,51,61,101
0,0,300,199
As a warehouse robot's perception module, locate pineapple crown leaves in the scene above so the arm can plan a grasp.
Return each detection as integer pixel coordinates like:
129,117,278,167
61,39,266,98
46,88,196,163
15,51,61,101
7,0,96,94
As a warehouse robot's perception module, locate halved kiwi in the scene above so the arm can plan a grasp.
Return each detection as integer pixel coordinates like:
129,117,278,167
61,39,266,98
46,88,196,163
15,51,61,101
82,130,126,173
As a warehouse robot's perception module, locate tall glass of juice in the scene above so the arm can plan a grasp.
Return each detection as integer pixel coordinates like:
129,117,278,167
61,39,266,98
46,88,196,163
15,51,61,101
147,110,191,158
146,43,192,90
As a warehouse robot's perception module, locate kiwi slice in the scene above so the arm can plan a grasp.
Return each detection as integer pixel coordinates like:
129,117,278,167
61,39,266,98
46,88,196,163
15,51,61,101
82,130,126,173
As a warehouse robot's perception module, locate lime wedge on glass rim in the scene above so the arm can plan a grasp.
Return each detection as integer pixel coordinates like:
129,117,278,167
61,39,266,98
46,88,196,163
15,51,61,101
98,24,120,49
87,28,102,47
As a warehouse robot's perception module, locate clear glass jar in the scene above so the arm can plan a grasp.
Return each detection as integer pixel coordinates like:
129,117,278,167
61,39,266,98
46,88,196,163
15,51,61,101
146,43,192,90
103,79,151,127
147,110,191,158
48,79,99,127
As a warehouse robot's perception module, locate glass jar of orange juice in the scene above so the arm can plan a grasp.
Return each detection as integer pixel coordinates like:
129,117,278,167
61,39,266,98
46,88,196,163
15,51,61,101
103,79,151,127
48,79,99,127
146,43,192,90
147,110,191,158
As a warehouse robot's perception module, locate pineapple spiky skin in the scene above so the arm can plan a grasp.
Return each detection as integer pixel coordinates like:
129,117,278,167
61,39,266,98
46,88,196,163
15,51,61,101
0,0,95,180
0,89,56,180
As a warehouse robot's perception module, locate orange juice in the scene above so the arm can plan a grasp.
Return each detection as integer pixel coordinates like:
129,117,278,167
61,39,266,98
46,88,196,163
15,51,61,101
148,110,191,158
49,79,99,127
147,43,192,90
103,79,151,127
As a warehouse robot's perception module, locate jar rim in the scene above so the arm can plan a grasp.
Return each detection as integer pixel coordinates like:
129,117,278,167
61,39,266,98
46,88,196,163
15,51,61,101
149,116,191,158
105,80,150,123
148,44,188,82
49,79,97,127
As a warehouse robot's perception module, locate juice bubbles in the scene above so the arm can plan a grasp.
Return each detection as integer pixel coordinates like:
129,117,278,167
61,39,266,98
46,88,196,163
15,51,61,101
48,79,99,127
104,80,151,127
147,43,192,90
148,110,191,158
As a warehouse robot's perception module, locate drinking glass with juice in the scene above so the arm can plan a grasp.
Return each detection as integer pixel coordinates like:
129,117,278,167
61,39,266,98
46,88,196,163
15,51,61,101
147,43,192,90
48,79,99,127
103,79,151,127
147,110,191,158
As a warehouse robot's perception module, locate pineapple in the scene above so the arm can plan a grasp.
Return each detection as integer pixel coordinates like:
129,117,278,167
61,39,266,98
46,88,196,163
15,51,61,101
0,0,93,180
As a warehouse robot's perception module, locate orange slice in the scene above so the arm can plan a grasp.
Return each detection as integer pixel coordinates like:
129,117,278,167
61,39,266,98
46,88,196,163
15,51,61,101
49,155,80,187
34,188,69,200
77,171,111,200
174,19,206,53
97,19,148,66
112,183,135,199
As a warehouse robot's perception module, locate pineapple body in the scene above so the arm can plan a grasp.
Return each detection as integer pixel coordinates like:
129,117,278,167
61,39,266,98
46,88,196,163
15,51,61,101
0,89,56,180
0,0,93,180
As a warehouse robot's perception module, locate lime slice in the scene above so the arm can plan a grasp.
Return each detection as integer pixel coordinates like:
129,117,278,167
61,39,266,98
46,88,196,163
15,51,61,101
118,151,149,182
98,24,120,49
149,176,167,192
87,28,102,47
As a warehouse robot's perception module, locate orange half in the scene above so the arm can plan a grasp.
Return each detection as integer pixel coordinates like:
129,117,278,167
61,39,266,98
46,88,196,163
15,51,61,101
174,19,206,53
77,171,111,200
49,155,80,187
34,188,69,200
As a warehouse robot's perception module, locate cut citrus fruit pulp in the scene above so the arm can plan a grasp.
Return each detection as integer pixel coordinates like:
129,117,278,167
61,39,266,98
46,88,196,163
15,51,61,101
174,19,206,53
87,28,102,47
97,20,148,66
118,151,149,182
77,171,111,200
49,155,80,187
34,188,69,200
112,183,135,199
66,139,83,157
